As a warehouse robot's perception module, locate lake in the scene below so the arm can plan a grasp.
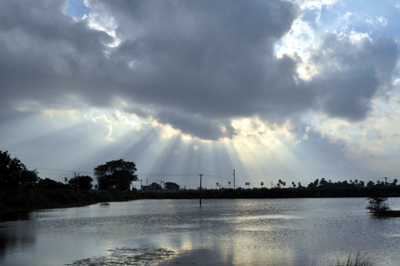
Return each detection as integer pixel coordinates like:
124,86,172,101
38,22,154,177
1,198,400,265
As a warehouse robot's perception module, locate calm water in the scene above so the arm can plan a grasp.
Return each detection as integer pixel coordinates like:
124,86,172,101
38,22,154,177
1,198,400,266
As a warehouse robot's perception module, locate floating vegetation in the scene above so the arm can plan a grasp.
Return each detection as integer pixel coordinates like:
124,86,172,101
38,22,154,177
331,252,373,266
66,247,175,266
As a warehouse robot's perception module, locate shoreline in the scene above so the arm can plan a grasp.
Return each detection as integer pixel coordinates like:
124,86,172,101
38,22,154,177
2,186,400,214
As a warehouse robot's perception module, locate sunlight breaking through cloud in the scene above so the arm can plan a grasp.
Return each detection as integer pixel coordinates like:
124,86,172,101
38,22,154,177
1,0,400,186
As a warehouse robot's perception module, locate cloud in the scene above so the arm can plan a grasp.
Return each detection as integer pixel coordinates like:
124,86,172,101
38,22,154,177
307,33,398,121
365,16,388,28
0,0,398,142
301,83,400,175
288,0,339,10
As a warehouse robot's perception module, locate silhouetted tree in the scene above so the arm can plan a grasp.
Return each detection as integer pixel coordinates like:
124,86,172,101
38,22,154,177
19,169,39,188
149,182,161,190
277,179,286,188
37,178,67,189
113,170,136,191
307,179,320,188
68,175,93,191
384,177,389,186
164,182,180,190
0,150,39,189
319,178,328,187
228,181,231,188
94,159,138,191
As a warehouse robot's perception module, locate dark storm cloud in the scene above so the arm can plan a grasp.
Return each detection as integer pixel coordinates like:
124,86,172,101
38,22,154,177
157,111,235,140
309,34,399,121
0,0,398,140
0,0,114,109
104,0,302,118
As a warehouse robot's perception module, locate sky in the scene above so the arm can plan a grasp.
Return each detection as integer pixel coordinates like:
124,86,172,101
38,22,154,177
1,0,400,189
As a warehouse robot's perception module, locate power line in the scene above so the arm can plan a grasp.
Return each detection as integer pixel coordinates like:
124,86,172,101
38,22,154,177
27,166,92,174
25,164,400,188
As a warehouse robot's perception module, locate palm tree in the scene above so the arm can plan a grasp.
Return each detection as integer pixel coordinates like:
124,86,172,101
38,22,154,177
261,182,264,187
216,182,219,190
228,181,231,188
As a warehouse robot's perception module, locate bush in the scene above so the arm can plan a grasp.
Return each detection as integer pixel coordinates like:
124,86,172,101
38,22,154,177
366,196,390,217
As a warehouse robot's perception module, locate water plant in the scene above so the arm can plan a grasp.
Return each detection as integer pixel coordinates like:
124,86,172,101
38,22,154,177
332,252,373,266
366,196,390,217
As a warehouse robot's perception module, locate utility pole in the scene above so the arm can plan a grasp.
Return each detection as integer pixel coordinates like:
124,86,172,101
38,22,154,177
199,174,203,207
74,172,79,191
233,169,235,190
140,179,143,188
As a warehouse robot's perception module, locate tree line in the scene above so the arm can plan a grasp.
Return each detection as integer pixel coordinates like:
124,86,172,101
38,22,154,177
0,150,182,194
268,177,398,190
0,151,138,192
1,149,399,196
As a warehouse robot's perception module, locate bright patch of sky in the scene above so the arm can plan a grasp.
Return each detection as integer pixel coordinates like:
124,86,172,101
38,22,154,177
65,0,89,19
298,0,399,36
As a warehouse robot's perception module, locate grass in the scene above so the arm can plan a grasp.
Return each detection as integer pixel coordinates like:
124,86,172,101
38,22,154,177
332,252,373,266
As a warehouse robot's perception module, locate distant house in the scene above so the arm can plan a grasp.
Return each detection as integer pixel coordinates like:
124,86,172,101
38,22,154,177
140,182,180,193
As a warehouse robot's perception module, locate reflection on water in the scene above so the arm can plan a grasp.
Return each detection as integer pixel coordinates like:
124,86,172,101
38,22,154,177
1,198,400,265
0,218,37,262
0,212,31,222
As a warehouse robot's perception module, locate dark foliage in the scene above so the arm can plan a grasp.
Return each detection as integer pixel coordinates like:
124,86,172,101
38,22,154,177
164,182,180,190
68,175,93,191
366,195,390,217
149,182,162,190
0,150,39,189
37,178,68,190
94,159,138,191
